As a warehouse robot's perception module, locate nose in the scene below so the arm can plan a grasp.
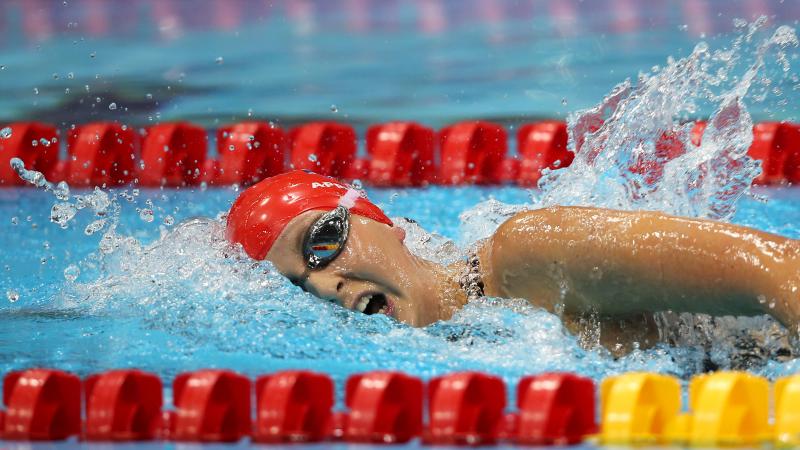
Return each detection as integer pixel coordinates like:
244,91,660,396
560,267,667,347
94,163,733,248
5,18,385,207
304,270,346,304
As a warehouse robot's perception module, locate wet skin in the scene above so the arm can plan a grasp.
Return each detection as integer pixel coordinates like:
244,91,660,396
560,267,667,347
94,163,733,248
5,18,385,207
265,206,800,354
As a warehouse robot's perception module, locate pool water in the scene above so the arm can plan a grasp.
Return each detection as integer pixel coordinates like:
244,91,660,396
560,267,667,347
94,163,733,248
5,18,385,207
1,183,799,395
1,2,800,444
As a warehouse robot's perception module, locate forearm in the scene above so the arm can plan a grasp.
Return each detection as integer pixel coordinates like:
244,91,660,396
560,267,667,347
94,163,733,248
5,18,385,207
483,206,800,327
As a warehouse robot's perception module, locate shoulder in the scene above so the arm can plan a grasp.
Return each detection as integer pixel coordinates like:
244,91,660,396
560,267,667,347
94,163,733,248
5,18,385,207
481,205,623,268
492,205,599,241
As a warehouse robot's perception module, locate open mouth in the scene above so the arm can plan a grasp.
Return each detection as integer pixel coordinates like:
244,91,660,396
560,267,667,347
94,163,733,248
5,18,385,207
354,292,392,316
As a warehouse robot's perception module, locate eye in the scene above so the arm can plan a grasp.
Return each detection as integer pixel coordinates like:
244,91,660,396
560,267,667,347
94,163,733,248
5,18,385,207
308,221,344,259
303,208,349,269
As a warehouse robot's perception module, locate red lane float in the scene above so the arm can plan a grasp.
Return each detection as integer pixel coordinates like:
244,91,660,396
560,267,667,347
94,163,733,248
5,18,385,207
691,121,800,185
288,122,355,177
139,122,207,187
365,121,436,186
691,121,707,146
343,371,423,443
254,370,334,443
345,158,371,180
425,372,507,445
1,119,799,188
0,122,59,186
516,121,572,186
84,369,163,441
627,130,688,187
439,121,508,184
515,373,596,445
169,370,251,442
749,122,800,185
66,122,137,187
2,369,81,441
215,121,285,186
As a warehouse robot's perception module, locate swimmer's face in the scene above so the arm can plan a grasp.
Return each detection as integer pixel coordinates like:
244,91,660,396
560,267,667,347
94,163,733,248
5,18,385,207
266,210,441,326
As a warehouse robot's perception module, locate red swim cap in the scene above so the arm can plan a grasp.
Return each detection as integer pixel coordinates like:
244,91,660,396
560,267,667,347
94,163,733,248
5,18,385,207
226,170,393,260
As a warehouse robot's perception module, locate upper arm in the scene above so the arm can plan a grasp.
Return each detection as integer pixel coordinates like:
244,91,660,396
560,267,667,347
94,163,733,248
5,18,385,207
480,206,784,319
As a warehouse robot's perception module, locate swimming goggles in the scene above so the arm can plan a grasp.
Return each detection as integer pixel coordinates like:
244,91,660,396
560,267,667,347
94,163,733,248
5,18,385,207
302,206,350,269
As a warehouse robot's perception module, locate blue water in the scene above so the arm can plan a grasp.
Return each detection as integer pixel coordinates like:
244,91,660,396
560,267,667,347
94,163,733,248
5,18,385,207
1,184,799,386
2,1,800,446
0,0,798,131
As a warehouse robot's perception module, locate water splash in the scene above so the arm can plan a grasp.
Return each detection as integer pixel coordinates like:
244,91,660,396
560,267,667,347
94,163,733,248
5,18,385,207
537,20,798,220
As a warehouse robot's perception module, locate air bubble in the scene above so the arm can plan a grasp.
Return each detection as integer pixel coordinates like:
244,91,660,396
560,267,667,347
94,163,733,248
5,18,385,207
63,265,80,282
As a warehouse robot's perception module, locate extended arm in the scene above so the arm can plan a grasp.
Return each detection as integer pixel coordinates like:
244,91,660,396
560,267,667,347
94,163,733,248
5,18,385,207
479,206,800,330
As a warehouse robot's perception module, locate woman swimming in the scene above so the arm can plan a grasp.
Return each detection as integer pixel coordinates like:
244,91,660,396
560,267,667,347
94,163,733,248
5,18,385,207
226,170,800,355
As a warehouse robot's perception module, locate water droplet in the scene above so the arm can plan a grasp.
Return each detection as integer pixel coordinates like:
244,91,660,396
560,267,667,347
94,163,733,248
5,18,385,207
51,203,77,229
6,290,19,303
330,104,338,113
561,98,567,106
89,51,96,58
139,208,154,223
63,265,80,282
108,102,118,111
0,127,12,139
52,73,59,79
228,144,235,151
33,87,39,95
308,154,318,162
84,219,106,235
146,93,153,100
0,65,5,70
10,217,18,225
163,215,175,226
215,56,224,64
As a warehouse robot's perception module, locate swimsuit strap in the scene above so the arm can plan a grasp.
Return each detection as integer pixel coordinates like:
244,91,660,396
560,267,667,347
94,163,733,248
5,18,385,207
460,249,485,301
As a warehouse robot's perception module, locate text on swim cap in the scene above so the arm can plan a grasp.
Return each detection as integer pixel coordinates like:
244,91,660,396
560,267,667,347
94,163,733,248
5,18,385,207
311,181,347,189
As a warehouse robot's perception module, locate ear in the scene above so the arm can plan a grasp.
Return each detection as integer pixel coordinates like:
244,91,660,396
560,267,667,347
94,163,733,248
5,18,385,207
391,225,406,243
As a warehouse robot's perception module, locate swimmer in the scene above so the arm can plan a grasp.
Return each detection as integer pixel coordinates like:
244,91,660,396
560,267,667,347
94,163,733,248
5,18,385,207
226,170,800,354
